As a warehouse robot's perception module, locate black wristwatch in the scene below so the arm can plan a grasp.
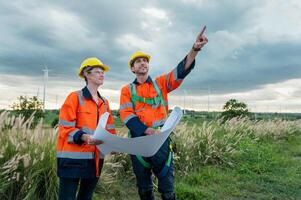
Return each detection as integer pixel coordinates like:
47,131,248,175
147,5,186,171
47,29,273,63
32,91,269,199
192,44,201,51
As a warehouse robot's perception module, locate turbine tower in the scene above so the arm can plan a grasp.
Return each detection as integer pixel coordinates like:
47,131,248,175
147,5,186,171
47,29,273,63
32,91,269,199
42,65,49,111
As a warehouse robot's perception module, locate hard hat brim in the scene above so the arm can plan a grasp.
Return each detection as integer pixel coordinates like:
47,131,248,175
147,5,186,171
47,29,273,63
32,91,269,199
78,64,110,78
128,53,151,68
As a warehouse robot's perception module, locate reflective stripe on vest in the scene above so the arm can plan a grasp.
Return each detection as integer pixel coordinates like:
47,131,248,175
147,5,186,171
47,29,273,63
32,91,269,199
77,90,85,106
57,151,94,159
124,113,137,124
68,129,79,143
120,102,133,110
59,119,76,127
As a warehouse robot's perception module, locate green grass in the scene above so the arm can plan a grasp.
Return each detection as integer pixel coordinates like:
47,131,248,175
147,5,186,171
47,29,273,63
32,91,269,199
92,134,301,199
2,111,301,200
42,110,58,127
175,134,301,200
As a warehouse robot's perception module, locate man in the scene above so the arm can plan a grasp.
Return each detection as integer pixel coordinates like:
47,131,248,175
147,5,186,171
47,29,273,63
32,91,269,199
57,57,116,200
119,27,208,200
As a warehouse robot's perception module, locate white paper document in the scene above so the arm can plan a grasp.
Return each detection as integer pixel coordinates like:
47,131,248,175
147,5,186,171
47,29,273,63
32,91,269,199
93,107,183,157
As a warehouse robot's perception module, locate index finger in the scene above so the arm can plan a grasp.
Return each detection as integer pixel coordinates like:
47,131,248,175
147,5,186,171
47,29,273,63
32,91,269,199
200,25,206,36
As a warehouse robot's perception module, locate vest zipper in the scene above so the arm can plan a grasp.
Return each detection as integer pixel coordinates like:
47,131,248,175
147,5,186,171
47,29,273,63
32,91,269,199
96,103,99,126
96,100,105,127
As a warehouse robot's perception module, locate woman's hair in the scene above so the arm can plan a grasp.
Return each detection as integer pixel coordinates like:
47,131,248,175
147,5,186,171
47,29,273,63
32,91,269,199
83,66,94,84
83,66,104,84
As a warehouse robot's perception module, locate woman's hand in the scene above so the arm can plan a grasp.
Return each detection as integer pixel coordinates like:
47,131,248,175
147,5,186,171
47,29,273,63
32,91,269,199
144,127,160,135
81,134,104,145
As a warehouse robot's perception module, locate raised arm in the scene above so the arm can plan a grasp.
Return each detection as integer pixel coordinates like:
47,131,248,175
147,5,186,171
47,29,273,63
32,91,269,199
185,25,208,70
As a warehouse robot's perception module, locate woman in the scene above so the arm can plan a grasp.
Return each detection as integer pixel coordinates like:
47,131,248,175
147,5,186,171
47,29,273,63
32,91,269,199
56,57,116,200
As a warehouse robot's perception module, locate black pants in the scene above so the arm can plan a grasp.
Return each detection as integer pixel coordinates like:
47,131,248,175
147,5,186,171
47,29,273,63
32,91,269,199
58,177,99,200
131,140,175,199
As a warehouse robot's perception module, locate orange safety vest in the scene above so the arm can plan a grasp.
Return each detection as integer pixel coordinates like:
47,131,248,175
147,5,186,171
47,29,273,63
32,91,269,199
119,67,183,129
57,87,116,177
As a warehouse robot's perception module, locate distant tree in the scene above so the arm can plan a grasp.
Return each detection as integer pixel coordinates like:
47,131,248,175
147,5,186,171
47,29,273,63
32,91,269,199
220,99,249,121
11,95,44,128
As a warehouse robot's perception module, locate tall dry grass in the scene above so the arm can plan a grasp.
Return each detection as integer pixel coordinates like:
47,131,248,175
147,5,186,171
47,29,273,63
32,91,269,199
172,117,301,174
0,111,58,200
1,111,301,199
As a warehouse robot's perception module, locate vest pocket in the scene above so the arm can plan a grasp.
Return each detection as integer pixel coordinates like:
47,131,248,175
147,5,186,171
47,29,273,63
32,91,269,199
77,110,93,125
60,159,88,168
137,109,154,127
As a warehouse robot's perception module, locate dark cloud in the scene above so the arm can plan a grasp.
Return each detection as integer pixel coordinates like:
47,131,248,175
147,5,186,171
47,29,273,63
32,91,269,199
0,0,300,95
179,40,301,94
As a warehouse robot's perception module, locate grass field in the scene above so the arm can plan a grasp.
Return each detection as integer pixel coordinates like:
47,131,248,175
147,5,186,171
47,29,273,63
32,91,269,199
95,117,301,199
174,134,301,199
0,111,301,199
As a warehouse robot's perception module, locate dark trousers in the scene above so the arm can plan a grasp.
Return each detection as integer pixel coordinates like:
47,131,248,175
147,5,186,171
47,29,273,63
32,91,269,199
58,177,99,200
131,140,175,200
58,158,104,200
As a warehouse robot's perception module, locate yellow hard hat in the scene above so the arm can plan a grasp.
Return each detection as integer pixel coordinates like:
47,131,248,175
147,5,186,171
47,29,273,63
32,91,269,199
128,51,151,68
78,57,109,78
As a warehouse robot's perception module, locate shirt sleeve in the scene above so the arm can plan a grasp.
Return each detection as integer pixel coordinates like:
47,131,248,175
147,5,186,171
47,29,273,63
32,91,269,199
58,92,85,145
158,56,196,93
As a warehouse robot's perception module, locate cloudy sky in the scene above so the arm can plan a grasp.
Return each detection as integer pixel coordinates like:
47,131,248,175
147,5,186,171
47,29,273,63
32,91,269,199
0,0,300,112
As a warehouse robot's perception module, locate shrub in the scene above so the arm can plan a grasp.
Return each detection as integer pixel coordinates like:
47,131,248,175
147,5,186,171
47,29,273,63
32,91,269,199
220,99,250,122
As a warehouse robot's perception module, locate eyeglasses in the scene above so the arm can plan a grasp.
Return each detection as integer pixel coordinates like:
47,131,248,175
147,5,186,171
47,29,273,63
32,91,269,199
91,70,104,74
87,69,104,75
